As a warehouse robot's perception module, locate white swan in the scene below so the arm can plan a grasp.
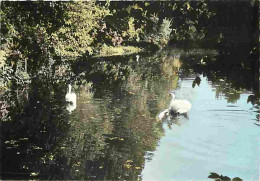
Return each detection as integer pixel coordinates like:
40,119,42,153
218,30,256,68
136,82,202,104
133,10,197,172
65,84,77,113
158,91,192,120
169,91,191,115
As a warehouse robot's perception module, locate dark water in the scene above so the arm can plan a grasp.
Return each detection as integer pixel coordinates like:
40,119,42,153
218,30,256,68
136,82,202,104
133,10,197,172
1,48,259,180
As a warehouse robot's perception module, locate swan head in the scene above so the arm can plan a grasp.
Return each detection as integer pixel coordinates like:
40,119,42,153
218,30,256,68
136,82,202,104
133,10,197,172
169,91,175,100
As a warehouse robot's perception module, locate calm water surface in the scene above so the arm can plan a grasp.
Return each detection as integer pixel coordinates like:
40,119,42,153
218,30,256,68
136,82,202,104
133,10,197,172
142,76,259,181
1,49,258,180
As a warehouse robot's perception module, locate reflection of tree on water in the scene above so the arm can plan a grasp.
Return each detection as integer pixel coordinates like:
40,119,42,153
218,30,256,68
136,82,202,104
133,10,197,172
46,52,181,180
192,76,201,88
1,44,258,179
2,44,257,179
179,46,259,123
1,50,183,179
1,75,71,179
160,114,189,130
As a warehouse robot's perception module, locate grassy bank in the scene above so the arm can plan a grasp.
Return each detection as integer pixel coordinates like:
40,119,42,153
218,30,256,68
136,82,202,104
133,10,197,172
95,45,143,57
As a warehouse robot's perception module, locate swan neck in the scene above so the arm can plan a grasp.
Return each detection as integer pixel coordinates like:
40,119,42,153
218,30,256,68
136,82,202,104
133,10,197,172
171,93,175,100
68,84,72,93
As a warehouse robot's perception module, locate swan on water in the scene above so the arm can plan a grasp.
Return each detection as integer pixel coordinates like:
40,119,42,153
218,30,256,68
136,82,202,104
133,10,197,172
65,84,77,113
158,91,191,120
169,91,191,115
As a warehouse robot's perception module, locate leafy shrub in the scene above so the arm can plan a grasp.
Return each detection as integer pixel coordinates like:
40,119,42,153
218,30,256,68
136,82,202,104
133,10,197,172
157,18,173,46
52,1,110,58
144,16,173,48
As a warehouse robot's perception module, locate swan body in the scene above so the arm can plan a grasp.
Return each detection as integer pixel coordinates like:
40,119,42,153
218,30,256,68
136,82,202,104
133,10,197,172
158,92,191,120
169,92,191,114
65,84,77,113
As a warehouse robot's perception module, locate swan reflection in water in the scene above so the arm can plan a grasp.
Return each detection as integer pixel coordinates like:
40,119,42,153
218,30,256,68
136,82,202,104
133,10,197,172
65,84,77,114
158,110,189,129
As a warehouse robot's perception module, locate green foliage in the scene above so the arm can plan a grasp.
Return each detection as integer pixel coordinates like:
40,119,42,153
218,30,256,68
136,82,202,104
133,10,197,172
52,1,110,58
159,18,172,40
1,1,216,70
0,0,226,83
1,1,110,73
156,18,173,47
106,1,214,48
127,17,138,41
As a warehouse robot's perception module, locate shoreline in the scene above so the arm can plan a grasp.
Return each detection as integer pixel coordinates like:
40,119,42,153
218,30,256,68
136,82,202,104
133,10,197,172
94,45,144,58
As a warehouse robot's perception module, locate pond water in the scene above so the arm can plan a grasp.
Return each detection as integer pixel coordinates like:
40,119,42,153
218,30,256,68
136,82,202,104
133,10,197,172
1,48,259,180
142,76,259,181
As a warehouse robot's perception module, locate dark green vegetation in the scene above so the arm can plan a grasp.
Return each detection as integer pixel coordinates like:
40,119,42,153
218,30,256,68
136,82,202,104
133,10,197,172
208,172,243,181
1,1,258,89
0,1,259,180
